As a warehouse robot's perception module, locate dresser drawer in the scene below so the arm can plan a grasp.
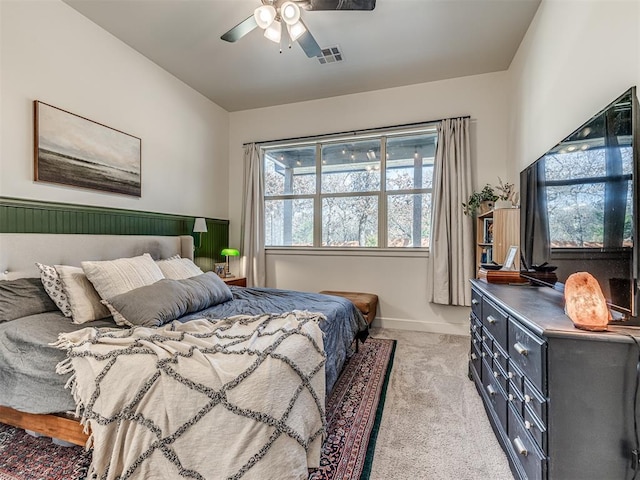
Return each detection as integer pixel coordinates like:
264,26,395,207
507,382,524,418
508,406,547,480
492,360,509,393
507,361,525,394
471,288,482,319
524,404,547,453
482,298,508,350
508,318,547,394
482,332,493,361
524,377,547,428
470,339,482,381
483,359,508,434
470,313,482,337
491,341,509,372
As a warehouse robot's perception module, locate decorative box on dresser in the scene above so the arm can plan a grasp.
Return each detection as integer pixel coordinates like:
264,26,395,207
469,279,640,480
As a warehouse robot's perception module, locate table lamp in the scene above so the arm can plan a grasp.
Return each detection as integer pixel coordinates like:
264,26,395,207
221,248,240,278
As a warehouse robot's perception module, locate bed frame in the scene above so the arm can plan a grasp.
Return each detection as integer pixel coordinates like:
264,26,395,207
0,233,194,446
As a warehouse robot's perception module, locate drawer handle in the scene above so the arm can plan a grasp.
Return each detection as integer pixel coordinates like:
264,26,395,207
507,371,514,379
481,352,486,358
471,353,477,360
508,394,514,401
524,394,531,403
472,299,479,305
472,339,477,345
514,342,529,356
493,352,500,359
524,420,533,430
513,437,528,456
486,384,497,396
487,315,497,324
493,371,499,378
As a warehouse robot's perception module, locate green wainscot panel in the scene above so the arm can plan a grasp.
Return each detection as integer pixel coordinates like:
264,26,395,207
0,197,230,263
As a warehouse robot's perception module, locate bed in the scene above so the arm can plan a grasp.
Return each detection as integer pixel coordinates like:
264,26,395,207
0,233,367,479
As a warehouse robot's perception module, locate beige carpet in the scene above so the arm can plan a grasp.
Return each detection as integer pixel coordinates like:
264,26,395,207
368,328,514,480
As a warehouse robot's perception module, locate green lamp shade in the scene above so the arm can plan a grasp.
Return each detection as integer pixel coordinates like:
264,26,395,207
221,248,240,257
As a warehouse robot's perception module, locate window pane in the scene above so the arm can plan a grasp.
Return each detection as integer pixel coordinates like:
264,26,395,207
387,193,431,248
264,146,316,196
386,133,436,190
265,199,314,246
321,140,381,193
322,196,378,247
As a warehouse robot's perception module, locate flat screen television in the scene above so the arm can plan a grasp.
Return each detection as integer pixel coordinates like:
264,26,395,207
520,87,639,321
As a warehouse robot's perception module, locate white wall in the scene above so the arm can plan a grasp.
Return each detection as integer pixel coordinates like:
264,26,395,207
508,0,640,178
0,0,229,219
229,72,510,335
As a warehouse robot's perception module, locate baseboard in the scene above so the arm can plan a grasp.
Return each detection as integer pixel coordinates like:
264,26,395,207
371,317,469,336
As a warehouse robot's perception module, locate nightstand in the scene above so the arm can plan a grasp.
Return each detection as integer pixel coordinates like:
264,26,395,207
222,277,247,287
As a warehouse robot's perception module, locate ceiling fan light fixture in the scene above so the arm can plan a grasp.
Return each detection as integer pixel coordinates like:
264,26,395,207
287,21,306,42
264,20,282,43
280,1,301,25
254,5,277,29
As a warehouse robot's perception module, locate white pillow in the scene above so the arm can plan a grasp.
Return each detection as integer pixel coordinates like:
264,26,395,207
156,255,204,280
82,253,165,301
55,265,110,324
35,262,73,317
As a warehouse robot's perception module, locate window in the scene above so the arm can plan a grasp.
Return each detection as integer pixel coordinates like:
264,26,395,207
263,126,437,249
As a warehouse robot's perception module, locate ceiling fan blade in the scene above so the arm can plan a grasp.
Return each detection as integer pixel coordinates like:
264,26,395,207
220,15,258,43
297,21,322,58
297,0,376,11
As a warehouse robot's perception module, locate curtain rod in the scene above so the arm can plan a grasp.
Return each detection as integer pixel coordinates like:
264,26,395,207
242,115,472,147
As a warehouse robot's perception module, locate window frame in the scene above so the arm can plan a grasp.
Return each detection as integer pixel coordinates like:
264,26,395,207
261,123,437,251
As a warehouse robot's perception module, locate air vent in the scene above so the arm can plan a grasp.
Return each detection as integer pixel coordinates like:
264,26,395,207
317,45,343,64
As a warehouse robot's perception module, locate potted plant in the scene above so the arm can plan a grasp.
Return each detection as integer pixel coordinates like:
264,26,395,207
462,184,498,216
494,177,519,209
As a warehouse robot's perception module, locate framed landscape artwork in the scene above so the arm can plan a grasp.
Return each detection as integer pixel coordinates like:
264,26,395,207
34,101,141,197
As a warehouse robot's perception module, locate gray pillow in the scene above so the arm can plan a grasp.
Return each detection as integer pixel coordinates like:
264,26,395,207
0,278,59,322
102,272,233,327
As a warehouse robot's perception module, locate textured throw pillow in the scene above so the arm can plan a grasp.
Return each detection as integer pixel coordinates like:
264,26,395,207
0,278,58,322
35,262,73,317
55,265,111,324
82,253,165,301
156,255,204,280
102,272,233,327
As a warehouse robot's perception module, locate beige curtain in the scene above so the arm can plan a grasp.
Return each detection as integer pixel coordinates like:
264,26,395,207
240,143,266,287
427,117,474,306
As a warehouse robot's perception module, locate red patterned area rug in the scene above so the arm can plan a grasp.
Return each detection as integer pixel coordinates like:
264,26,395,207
0,337,395,480
309,337,396,480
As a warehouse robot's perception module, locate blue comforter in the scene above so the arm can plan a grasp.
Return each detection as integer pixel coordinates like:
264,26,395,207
0,287,367,414
180,287,368,393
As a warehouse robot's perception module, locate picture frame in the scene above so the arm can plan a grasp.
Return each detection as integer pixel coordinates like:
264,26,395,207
502,245,519,271
34,101,141,197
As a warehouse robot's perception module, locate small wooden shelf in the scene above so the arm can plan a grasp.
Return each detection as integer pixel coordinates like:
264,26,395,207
475,208,521,277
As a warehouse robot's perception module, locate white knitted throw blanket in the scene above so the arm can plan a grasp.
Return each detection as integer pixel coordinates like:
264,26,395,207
55,311,326,480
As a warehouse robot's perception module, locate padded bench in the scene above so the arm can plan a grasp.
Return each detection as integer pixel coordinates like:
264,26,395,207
319,290,378,326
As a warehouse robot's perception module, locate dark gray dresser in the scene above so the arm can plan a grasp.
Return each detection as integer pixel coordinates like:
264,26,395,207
469,279,640,480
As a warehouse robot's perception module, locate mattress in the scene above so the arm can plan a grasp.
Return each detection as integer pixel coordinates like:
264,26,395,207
0,287,367,414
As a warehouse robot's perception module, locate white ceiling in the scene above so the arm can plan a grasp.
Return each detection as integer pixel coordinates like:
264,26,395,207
63,0,541,112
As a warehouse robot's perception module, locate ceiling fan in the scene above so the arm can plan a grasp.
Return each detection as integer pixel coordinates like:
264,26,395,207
220,0,376,58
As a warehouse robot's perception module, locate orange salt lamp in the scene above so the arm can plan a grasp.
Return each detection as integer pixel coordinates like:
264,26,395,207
564,272,611,331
